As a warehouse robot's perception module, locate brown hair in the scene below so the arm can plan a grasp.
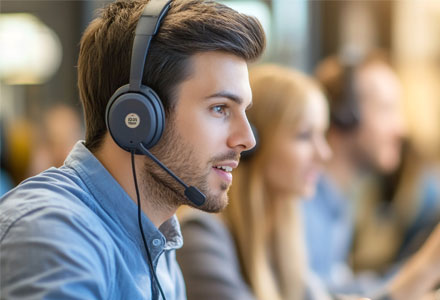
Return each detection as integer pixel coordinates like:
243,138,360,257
78,0,266,152
315,50,391,128
224,65,325,300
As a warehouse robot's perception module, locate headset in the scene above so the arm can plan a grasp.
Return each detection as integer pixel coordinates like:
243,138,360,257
329,63,361,130
104,1,205,299
105,0,206,207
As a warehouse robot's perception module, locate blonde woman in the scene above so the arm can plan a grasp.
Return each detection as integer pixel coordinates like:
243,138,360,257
177,64,332,300
176,65,440,300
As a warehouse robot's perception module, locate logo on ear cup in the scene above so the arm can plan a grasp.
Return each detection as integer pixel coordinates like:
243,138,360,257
125,113,140,128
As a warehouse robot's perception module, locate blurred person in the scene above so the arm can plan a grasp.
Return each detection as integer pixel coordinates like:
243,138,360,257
352,50,440,265
303,50,437,294
0,168,13,196
3,118,33,186
177,64,333,300
352,141,440,274
28,104,84,176
2,104,84,187
391,148,440,260
0,0,265,299
177,64,440,300
0,118,14,196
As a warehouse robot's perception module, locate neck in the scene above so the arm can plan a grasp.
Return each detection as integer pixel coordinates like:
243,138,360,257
93,135,178,228
272,193,297,204
266,183,297,205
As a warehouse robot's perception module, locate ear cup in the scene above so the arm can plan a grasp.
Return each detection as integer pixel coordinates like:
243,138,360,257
331,65,360,130
106,85,165,152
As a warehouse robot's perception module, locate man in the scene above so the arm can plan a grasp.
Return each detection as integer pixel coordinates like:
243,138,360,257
0,0,265,299
303,51,406,293
302,51,440,298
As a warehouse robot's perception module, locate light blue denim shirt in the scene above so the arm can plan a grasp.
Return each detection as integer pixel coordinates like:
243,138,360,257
0,141,185,299
302,175,354,290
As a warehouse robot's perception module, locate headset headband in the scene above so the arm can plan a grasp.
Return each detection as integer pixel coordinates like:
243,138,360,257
129,0,172,91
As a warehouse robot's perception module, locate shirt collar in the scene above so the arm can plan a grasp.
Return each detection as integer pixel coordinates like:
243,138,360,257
64,141,183,251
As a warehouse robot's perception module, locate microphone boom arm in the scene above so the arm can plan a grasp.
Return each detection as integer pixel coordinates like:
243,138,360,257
137,143,206,206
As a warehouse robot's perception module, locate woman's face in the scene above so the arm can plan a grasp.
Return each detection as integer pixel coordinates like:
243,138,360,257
264,91,331,199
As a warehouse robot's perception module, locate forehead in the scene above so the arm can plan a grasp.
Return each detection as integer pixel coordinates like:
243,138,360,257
274,89,328,136
294,90,328,128
304,90,328,118
175,51,252,106
357,63,402,105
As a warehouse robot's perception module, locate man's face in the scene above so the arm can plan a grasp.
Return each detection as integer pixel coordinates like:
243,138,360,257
147,51,255,212
353,63,406,173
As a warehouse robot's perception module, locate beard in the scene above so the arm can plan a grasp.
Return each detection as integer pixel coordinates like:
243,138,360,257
141,117,239,213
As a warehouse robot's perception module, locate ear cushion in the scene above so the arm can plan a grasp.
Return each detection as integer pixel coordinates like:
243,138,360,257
331,65,360,130
106,84,165,152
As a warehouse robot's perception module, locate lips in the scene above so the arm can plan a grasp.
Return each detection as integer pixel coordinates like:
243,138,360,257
212,161,238,170
213,165,233,172
212,161,238,184
212,167,233,184
305,168,321,183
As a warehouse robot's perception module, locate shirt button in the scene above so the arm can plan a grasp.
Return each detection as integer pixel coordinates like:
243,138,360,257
152,239,161,247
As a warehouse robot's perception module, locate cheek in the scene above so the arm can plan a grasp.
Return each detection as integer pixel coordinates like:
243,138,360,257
377,138,402,172
176,111,226,157
362,108,397,144
358,121,394,157
264,145,305,192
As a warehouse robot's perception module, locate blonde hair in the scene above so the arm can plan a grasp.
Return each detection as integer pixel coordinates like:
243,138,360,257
223,64,324,300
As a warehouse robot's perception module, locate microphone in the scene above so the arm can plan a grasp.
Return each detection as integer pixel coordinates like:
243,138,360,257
137,142,206,206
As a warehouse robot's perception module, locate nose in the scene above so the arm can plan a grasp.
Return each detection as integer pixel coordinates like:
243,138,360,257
228,115,256,153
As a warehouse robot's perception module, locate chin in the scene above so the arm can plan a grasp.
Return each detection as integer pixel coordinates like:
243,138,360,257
191,190,229,213
299,185,317,200
377,155,401,174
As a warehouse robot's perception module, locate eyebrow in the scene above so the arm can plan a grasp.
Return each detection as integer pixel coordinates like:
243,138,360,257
206,91,253,110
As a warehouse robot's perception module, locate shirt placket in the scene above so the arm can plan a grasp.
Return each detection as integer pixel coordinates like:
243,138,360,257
147,235,166,299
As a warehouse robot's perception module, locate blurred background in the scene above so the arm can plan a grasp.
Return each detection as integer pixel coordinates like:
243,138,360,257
1,0,439,276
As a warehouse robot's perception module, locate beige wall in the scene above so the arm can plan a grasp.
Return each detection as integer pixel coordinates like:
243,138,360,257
393,0,440,159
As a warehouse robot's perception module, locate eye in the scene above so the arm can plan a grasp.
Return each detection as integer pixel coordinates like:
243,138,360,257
295,130,312,141
210,104,230,117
